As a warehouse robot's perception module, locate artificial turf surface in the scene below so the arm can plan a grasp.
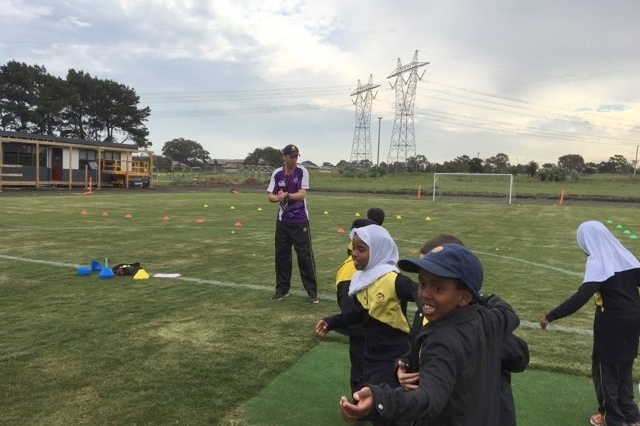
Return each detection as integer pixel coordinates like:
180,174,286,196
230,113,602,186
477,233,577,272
241,341,597,426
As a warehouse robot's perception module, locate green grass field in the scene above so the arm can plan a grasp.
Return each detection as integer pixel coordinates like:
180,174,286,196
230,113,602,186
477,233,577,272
174,171,640,200
1,186,639,425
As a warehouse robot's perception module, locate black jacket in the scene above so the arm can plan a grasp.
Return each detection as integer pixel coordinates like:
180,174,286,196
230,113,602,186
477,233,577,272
368,295,519,426
546,268,640,362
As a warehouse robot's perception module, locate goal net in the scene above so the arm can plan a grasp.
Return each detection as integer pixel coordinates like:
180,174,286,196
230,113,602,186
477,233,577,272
432,173,513,204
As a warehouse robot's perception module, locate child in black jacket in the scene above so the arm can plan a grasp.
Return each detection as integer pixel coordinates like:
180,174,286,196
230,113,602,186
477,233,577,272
396,235,528,426
339,243,519,426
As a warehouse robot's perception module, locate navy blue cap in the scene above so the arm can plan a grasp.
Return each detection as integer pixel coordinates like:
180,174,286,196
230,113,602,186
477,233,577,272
282,144,300,157
397,243,483,301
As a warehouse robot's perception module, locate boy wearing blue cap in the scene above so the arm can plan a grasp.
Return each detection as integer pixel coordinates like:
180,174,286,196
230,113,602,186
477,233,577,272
339,243,520,425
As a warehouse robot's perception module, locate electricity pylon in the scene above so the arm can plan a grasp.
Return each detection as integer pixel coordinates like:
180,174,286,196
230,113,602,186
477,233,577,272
350,74,380,167
387,50,429,171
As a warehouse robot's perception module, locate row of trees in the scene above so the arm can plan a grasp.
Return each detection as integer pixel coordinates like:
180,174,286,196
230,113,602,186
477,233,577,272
0,61,150,147
154,138,636,183
338,153,636,181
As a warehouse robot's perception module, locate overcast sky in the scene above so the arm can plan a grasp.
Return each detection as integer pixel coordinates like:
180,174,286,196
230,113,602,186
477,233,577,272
2,0,639,166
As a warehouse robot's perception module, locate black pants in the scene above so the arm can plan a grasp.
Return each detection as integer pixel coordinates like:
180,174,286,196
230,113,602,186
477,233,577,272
593,359,640,426
274,220,318,298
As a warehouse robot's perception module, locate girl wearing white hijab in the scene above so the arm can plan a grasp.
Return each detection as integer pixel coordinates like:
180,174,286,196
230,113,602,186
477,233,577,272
540,221,640,426
316,225,417,394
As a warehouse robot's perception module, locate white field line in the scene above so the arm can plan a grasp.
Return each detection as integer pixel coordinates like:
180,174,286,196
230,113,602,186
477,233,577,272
0,250,592,336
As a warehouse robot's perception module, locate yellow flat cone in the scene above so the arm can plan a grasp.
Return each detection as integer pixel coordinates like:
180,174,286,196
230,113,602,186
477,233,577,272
396,215,401,219
257,207,262,211
230,206,235,210
133,269,150,280
355,213,360,217
425,216,431,221
323,211,328,215
203,204,208,208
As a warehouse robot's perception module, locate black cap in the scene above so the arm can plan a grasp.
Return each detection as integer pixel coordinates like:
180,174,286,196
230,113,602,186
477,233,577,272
282,144,300,157
398,243,483,301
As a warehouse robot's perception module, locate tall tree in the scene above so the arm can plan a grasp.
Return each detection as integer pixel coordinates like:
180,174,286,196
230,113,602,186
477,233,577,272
161,138,211,167
91,79,150,147
485,153,510,173
452,155,471,172
557,154,585,172
0,61,48,132
469,157,483,173
63,70,151,147
526,160,539,177
599,154,631,174
34,73,68,135
244,147,283,168
62,69,95,140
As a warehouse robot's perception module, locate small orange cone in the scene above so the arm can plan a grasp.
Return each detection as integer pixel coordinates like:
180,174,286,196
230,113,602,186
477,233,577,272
196,218,204,224
234,221,242,227
102,212,108,217
125,213,132,219
337,228,345,234
81,210,88,216
163,215,170,221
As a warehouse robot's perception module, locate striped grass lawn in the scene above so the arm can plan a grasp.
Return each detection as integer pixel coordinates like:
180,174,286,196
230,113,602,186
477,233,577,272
1,188,639,424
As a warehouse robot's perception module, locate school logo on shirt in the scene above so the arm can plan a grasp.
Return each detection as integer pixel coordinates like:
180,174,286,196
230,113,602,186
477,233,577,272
375,292,385,303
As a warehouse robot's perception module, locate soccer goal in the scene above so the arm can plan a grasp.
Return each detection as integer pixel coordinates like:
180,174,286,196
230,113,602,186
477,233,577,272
432,173,514,204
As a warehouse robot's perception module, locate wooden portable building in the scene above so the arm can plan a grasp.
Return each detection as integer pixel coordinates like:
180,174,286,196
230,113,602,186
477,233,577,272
0,131,153,190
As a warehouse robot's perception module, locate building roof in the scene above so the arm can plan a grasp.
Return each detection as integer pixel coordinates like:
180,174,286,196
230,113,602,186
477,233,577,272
0,130,141,151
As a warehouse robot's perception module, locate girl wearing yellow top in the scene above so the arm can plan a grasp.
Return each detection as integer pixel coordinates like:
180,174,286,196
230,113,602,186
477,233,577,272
317,225,417,390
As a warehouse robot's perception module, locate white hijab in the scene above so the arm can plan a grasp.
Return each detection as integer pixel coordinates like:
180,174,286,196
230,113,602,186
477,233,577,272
348,225,399,296
577,220,640,283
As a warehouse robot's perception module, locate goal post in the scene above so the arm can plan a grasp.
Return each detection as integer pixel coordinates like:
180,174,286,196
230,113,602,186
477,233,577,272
432,173,513,204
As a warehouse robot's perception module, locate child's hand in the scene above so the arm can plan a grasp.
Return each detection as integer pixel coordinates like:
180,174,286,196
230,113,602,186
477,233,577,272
539,316,550,330
397,361,420,390
315,320,329,336
339,387,373,422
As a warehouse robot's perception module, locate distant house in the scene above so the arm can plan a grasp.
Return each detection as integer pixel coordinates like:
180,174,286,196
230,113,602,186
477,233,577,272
215,159,245,173
0,130,153,190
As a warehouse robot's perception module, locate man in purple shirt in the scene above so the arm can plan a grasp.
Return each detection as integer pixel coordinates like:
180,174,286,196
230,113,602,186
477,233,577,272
267,144,319,304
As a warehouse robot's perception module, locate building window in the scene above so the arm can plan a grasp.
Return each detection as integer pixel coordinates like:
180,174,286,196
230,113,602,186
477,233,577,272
102,151,121,161
78,149,98,169
2,143,37,166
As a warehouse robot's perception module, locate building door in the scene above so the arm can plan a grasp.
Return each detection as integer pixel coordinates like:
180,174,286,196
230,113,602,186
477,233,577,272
51,148,63,180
